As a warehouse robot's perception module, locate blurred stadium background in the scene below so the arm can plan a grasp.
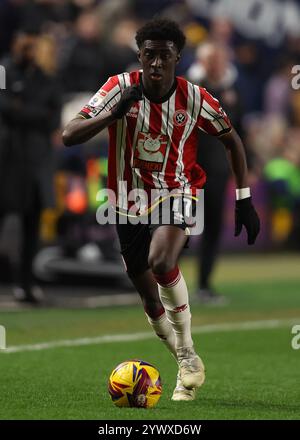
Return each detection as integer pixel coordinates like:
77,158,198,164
0,0,300,420
1,0,300,301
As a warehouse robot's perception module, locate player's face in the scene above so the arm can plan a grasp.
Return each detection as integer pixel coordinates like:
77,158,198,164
138,40,179,94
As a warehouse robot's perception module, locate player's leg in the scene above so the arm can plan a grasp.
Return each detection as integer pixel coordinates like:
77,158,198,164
148,225,205,390
197,174,228,303
148,225,192,349
116,220,201,399
130,268,177,360
131,266,197,401
115,221,177,359
12,190,43,303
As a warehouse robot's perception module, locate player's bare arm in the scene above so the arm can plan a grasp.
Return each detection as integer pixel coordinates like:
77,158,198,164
62,84,142,146
219,128,260,245
62,111,115,146
219,128,248,188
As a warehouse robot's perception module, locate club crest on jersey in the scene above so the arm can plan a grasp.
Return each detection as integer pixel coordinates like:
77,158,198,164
173,109,189,126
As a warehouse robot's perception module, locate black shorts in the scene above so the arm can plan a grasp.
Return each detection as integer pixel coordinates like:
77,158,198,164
115,195,196,278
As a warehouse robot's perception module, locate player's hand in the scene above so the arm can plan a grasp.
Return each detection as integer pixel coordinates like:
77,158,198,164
112,85,143,119
234,197,260,245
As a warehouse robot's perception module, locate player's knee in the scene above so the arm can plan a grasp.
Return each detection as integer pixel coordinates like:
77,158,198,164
144,301,165,320
148,252,175,275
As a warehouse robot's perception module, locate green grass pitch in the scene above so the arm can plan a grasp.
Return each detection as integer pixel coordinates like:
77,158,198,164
0,255,300,420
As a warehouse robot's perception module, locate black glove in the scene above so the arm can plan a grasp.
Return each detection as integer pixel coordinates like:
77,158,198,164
112,84,143,119
234,197,260,245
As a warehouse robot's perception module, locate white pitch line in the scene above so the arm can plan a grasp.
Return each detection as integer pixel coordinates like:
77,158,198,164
1,318,299,354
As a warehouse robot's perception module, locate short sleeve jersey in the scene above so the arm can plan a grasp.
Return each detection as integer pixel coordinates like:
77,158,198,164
79,71,232,204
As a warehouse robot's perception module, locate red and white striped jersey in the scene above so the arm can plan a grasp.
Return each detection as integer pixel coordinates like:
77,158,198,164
79,71,232,205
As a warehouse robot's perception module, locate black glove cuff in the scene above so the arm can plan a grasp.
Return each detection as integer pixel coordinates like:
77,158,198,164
236,197,252,207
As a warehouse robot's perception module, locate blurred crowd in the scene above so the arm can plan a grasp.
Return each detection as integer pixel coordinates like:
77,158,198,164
0,0,300,270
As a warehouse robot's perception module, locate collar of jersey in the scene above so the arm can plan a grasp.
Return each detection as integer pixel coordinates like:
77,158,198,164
139,71,177,104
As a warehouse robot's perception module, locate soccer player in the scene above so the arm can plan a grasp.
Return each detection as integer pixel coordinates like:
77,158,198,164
63,19,260,401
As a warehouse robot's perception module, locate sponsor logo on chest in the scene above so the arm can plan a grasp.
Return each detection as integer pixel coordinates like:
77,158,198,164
133,132,169,172
126,104,139,118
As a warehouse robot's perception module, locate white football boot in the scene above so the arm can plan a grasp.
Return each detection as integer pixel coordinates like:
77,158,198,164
177,346,205,390
171,371,196,401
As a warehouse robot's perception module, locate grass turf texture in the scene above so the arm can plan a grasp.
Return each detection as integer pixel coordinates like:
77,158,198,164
0,254,300,420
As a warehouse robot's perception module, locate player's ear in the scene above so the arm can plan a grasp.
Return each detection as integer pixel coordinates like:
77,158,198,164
176,53,181,64
137,50,141,62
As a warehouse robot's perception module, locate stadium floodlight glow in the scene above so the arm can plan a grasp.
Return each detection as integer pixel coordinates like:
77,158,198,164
0,65,6,90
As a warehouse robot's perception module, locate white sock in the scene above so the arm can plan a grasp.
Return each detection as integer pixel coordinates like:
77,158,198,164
146,312,177,360
156,272,193,350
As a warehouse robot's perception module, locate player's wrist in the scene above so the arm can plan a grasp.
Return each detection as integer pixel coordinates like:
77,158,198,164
111,104,125,119
235,187,251,201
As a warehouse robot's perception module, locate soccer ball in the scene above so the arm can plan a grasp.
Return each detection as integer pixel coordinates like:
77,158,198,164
108,359,162,408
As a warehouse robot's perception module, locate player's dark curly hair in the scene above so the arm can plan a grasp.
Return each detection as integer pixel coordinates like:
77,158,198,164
135,19,186,53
